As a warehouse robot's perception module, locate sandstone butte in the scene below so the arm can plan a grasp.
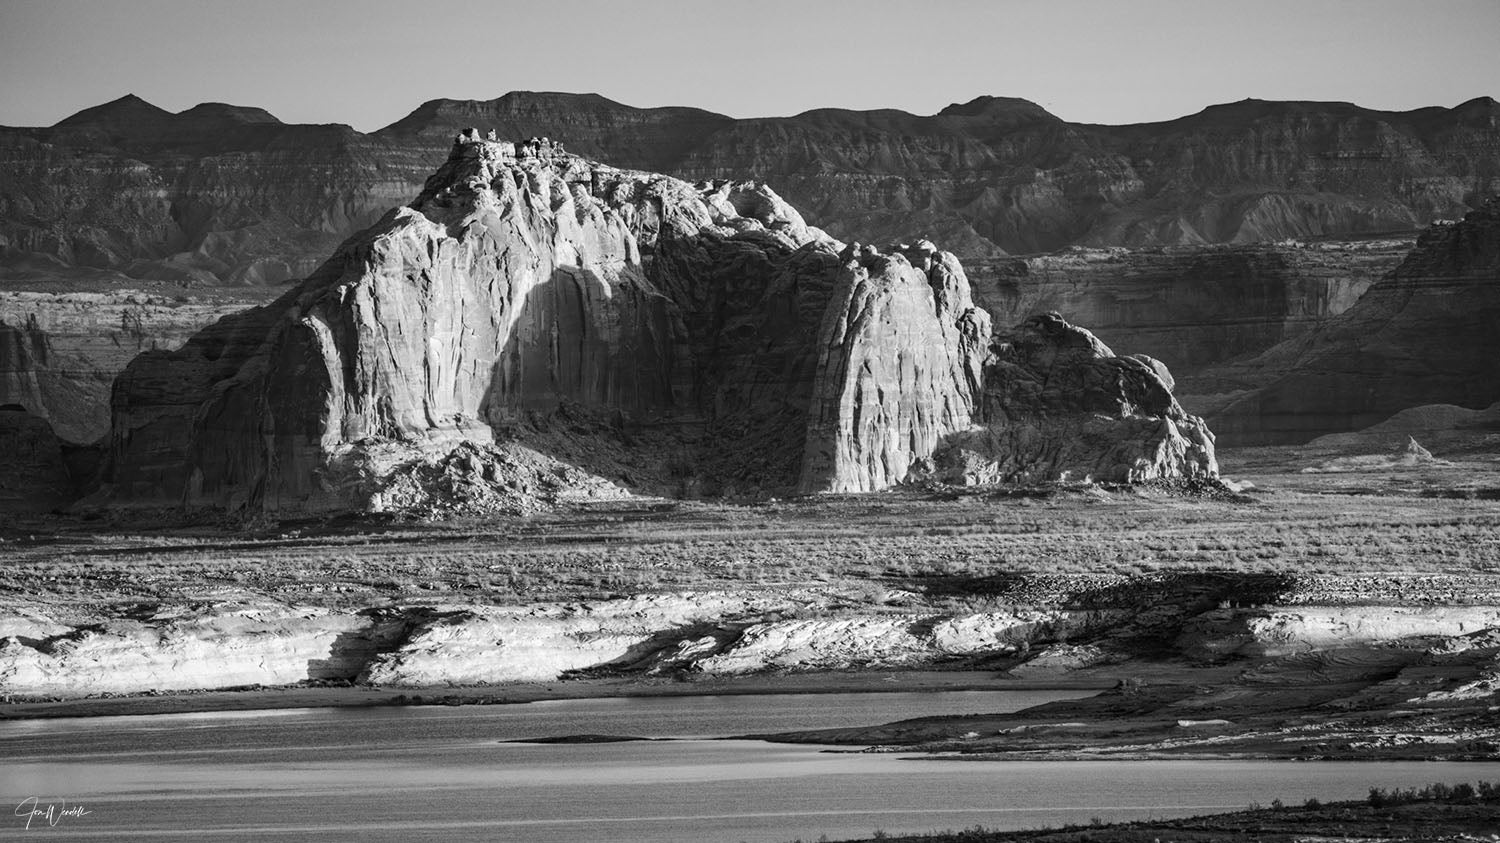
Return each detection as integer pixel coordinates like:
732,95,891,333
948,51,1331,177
94,132,1217,515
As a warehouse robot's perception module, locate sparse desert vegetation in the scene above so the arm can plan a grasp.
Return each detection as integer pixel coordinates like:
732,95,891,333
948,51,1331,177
4,450,1500,618
825,781,1500,841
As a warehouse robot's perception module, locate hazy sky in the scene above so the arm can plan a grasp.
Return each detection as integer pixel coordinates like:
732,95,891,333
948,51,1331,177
1,0,1495,130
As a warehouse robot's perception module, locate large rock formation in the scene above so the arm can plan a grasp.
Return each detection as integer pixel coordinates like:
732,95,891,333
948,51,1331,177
99,133,1215,514
931,314,1218,484
1188,196,1500,445
797,243,991,493
4,92,1496,286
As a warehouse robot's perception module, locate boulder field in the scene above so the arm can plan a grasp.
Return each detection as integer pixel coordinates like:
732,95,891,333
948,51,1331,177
97,133,1216,514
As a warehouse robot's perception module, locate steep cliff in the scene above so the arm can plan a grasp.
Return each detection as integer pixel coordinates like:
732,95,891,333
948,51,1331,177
1190,196,1500,445
798,243,990,493
97,134,1216,514
0,289,271,443
969,238,1409,379
0,405,75,511
4,92,1496,286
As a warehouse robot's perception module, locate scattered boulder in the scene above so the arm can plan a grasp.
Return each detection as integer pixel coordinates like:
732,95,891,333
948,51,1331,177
1303,434,1453,473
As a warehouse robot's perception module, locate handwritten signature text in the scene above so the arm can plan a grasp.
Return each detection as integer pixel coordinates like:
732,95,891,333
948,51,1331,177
15,797,92,830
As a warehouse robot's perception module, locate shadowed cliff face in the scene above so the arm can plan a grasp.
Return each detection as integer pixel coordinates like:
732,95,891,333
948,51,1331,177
969,238,1411,380
0,290,271,444
101,134,1215,514
0,405,75,511
3,92,1496,287
1189,196,1500,445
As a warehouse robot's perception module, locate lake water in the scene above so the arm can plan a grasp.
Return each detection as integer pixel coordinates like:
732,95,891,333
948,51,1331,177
3,690,1498,842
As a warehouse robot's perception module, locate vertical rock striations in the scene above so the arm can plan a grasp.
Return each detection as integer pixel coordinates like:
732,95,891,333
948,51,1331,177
799,244,991,492
99,134,1216,514
1192,196,1500,444
967,238,1410,380
103,134,842,510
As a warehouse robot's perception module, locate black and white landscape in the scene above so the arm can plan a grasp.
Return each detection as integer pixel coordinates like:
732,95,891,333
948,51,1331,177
3,1,1500,840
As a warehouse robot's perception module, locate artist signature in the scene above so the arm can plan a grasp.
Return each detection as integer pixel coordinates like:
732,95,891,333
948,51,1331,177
14,797,91,830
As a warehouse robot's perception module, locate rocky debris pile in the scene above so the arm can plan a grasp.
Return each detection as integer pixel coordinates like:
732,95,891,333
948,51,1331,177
97,133,1218,516
1006,643,1119,677
366,441,630,518
1403,436,1436,462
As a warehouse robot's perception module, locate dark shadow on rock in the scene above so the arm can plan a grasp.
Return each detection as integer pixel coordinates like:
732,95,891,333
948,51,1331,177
560,620,748,679
471,264,699,499
306,610,414,682
468,234,838,501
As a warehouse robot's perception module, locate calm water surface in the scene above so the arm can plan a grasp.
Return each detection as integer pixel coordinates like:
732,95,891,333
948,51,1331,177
3,690,1497,842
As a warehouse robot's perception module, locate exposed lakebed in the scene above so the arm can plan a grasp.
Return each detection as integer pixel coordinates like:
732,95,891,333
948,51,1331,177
6,690,1499,842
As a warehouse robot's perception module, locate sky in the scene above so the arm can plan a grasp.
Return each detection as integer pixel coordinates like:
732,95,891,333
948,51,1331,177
0,0,1496,131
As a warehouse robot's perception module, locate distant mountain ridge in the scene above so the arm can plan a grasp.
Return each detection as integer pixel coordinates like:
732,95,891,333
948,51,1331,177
1,90,1496,284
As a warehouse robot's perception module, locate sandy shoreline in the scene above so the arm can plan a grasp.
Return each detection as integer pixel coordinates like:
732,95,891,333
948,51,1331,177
0,669,1111,720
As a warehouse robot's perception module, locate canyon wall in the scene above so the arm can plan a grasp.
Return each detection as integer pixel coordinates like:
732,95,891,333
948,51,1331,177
4,92,1496,287
969,238,1410,379
0,289,271,443
1187,197,1500,444
0,405,75,511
